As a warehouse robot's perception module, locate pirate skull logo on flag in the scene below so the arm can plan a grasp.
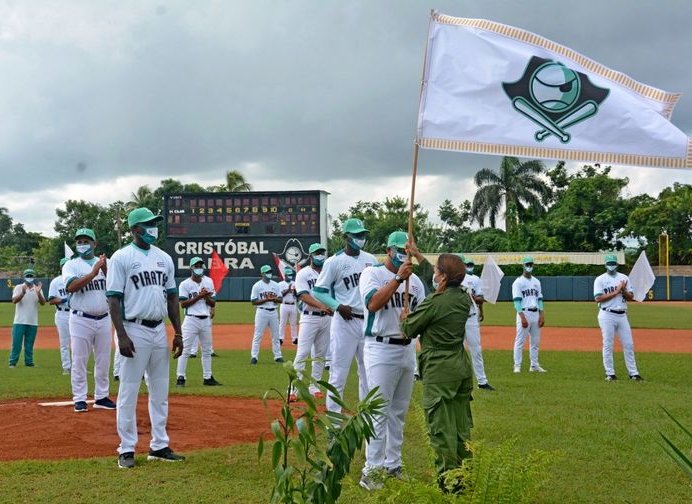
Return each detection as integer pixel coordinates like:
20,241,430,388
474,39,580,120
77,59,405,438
503,56,610,143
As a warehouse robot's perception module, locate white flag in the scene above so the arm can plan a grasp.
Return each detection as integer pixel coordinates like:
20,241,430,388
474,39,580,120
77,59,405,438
629,251,656,302
417,12,691,168
64,242,74,259
480,255,504,304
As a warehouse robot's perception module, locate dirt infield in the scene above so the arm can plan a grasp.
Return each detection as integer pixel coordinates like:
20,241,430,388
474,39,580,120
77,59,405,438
0,322,689,463
2,323,691,353
0,395,281,462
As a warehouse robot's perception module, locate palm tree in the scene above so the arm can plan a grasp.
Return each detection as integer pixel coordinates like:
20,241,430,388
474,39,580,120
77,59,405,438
470,157,550,230
127,185,154,211
225,170,252,192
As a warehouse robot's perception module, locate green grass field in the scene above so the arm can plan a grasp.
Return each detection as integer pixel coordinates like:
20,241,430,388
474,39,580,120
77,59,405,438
0,302,691,503
1,301,691,329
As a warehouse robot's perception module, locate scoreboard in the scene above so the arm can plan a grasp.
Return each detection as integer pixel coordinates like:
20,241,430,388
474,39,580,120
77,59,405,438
163,190,328,278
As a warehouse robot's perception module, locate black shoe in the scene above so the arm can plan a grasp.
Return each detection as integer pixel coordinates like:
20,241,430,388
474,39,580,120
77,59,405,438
74,401,88,413
94,397,117,410
118,452,135,469
147,447,185,462
250,357,258,365
292,339,298,345
114,375,119,382
279,339,284,346
176,376,186,387
629,374,644,381
275,357,284,363
203,376,222,386
606,374,617,381
26,363,35,367
478,383,496,391
325,364,330,371
413,373,420,381
211,352,218,357
189,354,197,359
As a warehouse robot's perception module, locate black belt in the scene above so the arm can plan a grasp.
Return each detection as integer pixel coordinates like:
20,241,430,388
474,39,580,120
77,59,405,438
56,307,69,312
190,315,208,319
303,310,328,317
375,336,411,346
72,310,109,320
523,308,538,312
601,308,626,315
284,302,295,305
259,307,275,311
126,318,163,328
351,314,364,319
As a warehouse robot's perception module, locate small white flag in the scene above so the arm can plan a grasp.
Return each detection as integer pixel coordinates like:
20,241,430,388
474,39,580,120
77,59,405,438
480,255,504,304
64,242,74,259
629,251,656,302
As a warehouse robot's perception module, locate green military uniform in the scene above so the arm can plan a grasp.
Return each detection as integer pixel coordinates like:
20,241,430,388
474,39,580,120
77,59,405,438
401,286,473,474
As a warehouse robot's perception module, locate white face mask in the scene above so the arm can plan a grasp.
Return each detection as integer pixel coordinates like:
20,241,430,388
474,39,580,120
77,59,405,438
263,273,272,280
524,266,533,274
432,273,441,291
25,277,34,284
193,268,204,276
351,237,367,249
76,244,92,254
606,264,618,273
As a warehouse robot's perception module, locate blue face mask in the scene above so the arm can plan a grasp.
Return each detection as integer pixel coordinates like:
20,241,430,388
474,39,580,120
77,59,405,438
466,266,475,275
139,226,158,245
193,268,204,277
390,249,407,268
76,244,93,257
347,235,367,251
312,254,326,267
606,264,618,274
263,273,272,280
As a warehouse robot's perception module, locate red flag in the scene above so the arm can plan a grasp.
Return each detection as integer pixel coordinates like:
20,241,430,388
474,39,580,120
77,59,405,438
210,251,229,292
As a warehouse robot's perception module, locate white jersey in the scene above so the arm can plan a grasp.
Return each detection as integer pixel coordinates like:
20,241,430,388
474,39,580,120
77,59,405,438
594,272,632,311
295,266,322,313
48,275,69,311
462,273,484,316
106,243,177,321
12,284,40,325
63,257,109,315
250,279,282,306
314,249,377,315
512,275,543,310
359,264,425,337
179,276,215,317
278,280,297,304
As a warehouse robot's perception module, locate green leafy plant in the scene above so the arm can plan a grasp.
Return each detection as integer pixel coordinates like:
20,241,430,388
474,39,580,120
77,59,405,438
658,406,692,479
258,362,385,503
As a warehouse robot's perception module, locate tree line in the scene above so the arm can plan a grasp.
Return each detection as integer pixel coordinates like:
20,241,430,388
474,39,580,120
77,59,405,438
0,160,689,277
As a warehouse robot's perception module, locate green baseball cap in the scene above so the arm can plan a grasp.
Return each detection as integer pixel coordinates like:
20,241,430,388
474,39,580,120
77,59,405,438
127,207,163,228
604,254,618,264
74,228,96,241
284,267,294,275
308,243,326,254
387,231,408,248
260,265,272,274
23,268,35,276
189,257,204,267
59,257,69,267
342,218,368,234
522,255,534,264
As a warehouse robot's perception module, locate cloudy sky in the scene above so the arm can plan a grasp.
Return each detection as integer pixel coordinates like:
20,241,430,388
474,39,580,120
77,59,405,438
1,0,691,236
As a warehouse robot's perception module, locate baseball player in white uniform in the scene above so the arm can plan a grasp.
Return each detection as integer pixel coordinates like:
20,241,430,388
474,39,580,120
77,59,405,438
63,228,115,412
250,265,283,364
358,231,423,490
175,257,221,387
289,243,333,401
278,267,299,345
48,257,71,375
594,254,643,381
512,256,546,373
107,207,185,469
461,258,495,390
313,218,375,413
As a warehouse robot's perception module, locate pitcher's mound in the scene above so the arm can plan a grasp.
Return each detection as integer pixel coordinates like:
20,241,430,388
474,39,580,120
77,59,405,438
0,395,280,461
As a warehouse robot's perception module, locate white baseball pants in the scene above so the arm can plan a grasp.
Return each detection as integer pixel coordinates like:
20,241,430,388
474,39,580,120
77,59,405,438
251,308,282,360
513,311,541,369
292,314,331,394
465,316,489,385
327,315,369,413
279,304,298,342
69,313,111,402
362,338,416,474
177,316,213,379
598,311,639,376
54,311,71,371
116,321,170,454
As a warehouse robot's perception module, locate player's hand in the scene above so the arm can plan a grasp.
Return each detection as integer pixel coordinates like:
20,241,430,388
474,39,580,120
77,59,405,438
520,313,529,328
337,304,353,320
34,282,43,291
118,334,136,358
405,240,423,262
618,280,627,292
478,312,484,323
92,257,106,274
22,284,28,293
538,312,545,328
397,260,413,280
172,334,183,359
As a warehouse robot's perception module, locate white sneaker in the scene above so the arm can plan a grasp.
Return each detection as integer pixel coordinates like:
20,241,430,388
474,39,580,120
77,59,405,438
513,366,521,373
359,473,384,491
530,365,547,373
